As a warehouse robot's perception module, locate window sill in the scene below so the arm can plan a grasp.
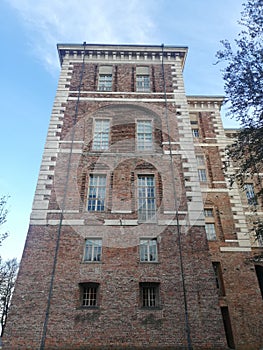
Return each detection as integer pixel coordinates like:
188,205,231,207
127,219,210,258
81,261,102,264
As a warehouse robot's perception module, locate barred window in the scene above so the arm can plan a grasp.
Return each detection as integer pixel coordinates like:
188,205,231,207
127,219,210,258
140,239,157,262
80,283,99,307
87,175,106,211
93,119,110,150
84,239,102,262
140,282,160,308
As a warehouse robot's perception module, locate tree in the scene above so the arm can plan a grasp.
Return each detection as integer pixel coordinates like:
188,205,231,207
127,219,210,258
0,196,9,246
0,258,18,336
216,0,263,241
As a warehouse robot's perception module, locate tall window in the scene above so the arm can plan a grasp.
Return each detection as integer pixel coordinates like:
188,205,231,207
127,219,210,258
205,223,216,240
87,175,106,211
136,66,150,92
192,128,200,138
140,282,160,308
98,66,112,91
80,283,99,307
137,120,153,150
212,262,226,296
84,239,102,262
138,175,156,222
198,169,207,182
245,183,257,205
140,239,157,262
93,119,110,150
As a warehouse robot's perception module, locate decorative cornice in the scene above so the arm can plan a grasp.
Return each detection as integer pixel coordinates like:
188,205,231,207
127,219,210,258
57,43,188,69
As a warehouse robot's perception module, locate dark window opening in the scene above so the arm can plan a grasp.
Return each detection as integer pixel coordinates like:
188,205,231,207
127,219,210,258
255,265,263,299
212,262,226,296
221,306,235,349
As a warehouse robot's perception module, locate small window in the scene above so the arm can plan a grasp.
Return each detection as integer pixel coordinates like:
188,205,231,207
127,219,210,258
137,120,153,150
205,223,216,240
198,169,207,182
140,239,157,262
87,175,106,211
93,119,110,150
204,209,213,217
138,175,156,222
212,262,226,296
80,283,99,307
84,239,102,262
245,184,257,205
140,282,160,308
192,129,200,138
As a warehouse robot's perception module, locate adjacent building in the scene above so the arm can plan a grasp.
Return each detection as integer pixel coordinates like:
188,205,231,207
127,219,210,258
3,43,263,350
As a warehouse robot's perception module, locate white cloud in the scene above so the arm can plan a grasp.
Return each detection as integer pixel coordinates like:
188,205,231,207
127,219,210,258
6,0,159,73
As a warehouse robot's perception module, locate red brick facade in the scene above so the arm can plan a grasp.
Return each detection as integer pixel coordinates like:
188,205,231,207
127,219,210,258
3,44,263,349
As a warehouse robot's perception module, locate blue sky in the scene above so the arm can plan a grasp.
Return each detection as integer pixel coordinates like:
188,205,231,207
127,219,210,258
0,0,243,261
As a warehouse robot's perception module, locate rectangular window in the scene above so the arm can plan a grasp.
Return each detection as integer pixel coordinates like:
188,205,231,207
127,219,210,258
245,183,257,205
93,119,110,150
198,169,207,182
192,129,200,138
98,66,113,91
205,223,216,240
196,155,205,166
137,120,153,150
84,239,102,262
204,209,213,217
212,262,226,296
80,283,99,307
136,75,150,92
140,239,157,262
87,175,106,211
140,282,160,308
138,175,156,222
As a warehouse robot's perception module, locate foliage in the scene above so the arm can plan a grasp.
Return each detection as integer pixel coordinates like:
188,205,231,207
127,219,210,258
0,258,19,336
0,196,9,246
217,0,263,241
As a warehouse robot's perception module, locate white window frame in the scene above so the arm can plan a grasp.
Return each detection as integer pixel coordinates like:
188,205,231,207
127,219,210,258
84,239,102,262
140,238,158,262
205,223,216,240
198,169,207,182
98,74,112,91
138,175,156,222
93,119,110,151
87,174,106,212
136,75,150,92
136,120,153,151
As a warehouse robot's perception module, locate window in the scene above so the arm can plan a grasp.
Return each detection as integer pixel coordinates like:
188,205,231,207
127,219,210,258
98,66,112,91
196,155,205,166
93,119,110,150
140,283,160,308
84,239,102,262
136,66,150,92
205,223,216,240
204,209,213,217
255,265,263,299
80,283,99,307
198,169,207,182
137,120,153,150
192,129,200,138
138,175,156,222
87,175,106,211
245,183,257,205
140,239,157,262
212,262,225,296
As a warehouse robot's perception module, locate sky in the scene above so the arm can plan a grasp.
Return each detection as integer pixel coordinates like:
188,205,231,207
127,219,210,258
0,0,244,261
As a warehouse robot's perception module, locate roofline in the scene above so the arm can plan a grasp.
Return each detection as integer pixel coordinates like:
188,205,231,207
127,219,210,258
57,42,188,68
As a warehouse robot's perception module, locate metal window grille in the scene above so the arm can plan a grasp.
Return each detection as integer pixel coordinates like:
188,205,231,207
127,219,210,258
137,120,152,150
87,175,106,211
141,284,159,308
82,286,98,306
140,239,157,262
98,74,112,91
84,239,102,261
93,119,110,150
138,175,156,222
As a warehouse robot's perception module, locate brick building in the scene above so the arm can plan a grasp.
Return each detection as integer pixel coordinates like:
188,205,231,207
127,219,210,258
3,44,263,349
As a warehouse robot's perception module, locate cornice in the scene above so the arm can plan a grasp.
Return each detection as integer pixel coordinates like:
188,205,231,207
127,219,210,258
57,42,188,69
